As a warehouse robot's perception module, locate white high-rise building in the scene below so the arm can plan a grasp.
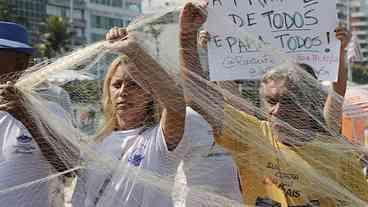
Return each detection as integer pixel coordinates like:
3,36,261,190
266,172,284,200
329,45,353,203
337,0,368,62
350,0,368,62
85,0,143,43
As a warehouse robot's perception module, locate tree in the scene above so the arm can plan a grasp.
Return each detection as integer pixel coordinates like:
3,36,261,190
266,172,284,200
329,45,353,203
352,63,368,84
64,80,100,104
36,16,73,58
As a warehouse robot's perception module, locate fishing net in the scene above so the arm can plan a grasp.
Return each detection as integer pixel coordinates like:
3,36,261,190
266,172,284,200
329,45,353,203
0,0,367,207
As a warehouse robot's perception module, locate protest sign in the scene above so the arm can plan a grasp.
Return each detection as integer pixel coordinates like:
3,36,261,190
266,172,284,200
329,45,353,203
207,0,339,81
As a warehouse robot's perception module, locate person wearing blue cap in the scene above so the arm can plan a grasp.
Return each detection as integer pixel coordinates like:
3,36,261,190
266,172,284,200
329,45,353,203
0,22,76,207
0,21,34,78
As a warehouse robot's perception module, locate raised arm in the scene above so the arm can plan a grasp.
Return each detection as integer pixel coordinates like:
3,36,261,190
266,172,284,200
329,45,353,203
179,2,227,137
324,26,351,132
106,29,186,150
180,2,208,78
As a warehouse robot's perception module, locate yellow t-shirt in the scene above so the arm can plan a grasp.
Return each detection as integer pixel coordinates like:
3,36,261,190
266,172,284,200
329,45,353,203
215,104,368,207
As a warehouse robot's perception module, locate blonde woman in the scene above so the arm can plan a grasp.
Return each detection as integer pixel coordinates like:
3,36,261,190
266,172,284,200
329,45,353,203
72,29,217,207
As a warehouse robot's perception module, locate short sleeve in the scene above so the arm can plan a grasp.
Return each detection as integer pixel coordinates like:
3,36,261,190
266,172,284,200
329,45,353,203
153,107,211,159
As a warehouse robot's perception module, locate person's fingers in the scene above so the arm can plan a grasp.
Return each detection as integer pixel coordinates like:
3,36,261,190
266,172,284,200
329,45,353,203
199,30,210,41
200,36,209,43
335,30,347,36
335,29,349,37
336,33,351,44
105,33,138,54
198,3,207,12
113,27,119,39
338,21,347,27
199,30,207,36
0,102,16,111
118,28,127,38
0,84,9,90
182,2,194,18
107,27,128,41
0,85,13,96
110,27,117,39
199,0,208,7
198,37,208,48
335,25,343,30
335,33,345,38
106,27,115,40
199,33,209,40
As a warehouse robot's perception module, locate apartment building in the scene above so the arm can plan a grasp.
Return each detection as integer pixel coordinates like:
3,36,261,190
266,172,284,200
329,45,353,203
337,0,368,63
11,0,47,44
46,0,87,45
86,0,142,42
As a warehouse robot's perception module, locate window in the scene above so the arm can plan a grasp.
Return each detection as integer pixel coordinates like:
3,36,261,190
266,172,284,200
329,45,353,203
126,2,141,13
75,28,84,37
90,15,125,29
126,19,131,26
68,9,83,19
90,0,123,7
91,33,104,42
352,7,360,12
47,5,62,16
61,8,67,17
112,0,123,7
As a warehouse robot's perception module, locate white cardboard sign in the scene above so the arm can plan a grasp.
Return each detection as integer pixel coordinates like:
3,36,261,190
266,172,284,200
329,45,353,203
207,0,339,81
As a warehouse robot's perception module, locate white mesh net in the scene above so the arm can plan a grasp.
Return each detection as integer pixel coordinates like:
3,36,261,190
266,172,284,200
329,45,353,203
0,1,367,207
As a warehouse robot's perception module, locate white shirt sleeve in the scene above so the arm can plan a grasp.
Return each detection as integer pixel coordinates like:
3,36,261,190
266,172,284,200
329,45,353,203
152,107,208,159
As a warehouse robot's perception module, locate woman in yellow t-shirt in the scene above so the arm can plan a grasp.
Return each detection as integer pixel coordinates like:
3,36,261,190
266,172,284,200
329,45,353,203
179,2,368,207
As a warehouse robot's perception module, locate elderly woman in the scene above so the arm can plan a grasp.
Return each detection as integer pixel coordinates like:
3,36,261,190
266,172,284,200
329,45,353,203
179,2,368,207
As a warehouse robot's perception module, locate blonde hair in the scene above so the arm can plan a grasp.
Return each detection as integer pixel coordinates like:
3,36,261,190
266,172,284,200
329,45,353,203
95,55,159,142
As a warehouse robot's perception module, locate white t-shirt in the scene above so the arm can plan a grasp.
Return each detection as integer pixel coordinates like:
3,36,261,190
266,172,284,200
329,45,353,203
174,109,243,207
0,100,74,207
0,111,50,207
73,107,243,207
72,108,193,207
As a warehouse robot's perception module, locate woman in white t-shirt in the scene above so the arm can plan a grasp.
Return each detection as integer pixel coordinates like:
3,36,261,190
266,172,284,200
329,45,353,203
72,29,187,207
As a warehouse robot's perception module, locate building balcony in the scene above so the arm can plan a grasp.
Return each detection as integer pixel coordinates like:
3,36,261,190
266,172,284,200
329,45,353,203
48,0,86,10
360,48,368,55
125,0,143,3
352,12,368,18
88,5,141,18
352,29,368,35
358,39,368,45
352,21,368,27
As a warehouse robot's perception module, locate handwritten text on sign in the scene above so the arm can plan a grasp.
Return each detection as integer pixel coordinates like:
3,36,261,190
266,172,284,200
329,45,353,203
207,0,339,81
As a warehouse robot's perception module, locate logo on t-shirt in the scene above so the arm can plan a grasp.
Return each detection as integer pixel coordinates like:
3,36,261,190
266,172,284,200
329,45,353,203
128,148,145,167
14,135,37,154
16,135,32,144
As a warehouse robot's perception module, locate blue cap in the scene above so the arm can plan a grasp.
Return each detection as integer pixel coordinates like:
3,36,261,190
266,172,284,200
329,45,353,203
0,21,35,55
